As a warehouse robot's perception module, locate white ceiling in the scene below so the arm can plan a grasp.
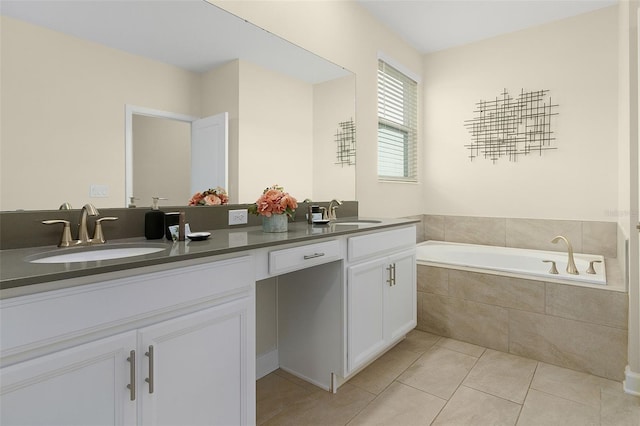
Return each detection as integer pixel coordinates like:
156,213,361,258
2,0,618,79
356,0,618,54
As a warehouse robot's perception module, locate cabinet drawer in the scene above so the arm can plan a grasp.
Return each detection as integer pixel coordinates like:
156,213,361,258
348,226,415,263
1,256,253,359
269,240,341,276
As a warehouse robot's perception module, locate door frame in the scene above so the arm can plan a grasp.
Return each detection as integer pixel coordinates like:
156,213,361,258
124,105,199,207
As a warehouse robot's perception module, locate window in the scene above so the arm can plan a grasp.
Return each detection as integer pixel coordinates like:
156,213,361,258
377,59,418,181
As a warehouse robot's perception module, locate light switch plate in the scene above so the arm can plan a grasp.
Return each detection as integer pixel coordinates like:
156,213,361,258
229,209,248,225
90,184,109,198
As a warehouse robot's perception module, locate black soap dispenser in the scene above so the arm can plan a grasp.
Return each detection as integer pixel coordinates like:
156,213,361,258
145,197,166,240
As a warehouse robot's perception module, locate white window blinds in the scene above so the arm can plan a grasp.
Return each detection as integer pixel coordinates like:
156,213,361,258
377,59,418,182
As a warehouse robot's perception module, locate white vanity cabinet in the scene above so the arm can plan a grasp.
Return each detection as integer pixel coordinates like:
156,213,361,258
345,226,416,374
1,330,137,425
137,298,252,426
0,255,255,426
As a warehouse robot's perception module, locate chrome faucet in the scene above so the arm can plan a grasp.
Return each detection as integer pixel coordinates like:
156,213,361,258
78,203,99,245
328,199,343,221
551,235,579,275
43,203,117,247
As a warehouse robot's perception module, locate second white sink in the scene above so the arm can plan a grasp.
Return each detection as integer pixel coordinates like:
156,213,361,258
28,245,167,264
333,220,382,226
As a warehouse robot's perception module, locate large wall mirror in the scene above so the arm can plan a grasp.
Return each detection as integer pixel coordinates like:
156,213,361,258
0,0,356,211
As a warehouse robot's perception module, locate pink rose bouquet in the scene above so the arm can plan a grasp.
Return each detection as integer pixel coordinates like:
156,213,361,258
188,187,229,206
248,185,298,218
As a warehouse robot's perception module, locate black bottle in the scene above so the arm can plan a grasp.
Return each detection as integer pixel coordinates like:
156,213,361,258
145,197,165,239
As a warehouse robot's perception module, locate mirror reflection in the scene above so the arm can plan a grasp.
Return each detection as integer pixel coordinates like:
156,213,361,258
0,0,356,211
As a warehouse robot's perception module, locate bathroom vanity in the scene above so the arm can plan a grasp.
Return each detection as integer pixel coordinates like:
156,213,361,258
0,219,417,425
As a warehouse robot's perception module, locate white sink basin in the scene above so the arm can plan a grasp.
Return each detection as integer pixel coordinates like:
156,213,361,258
28,245,167,264
333,220,382,226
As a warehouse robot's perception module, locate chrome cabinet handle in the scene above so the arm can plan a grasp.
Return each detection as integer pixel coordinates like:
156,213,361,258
127,350,136,401
391,263,397,286
304,252,325,260
386,264,393,286
145,345,155,394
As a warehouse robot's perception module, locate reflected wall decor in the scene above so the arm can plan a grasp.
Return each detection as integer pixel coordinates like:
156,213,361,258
335,118,356,166
464,89,559,163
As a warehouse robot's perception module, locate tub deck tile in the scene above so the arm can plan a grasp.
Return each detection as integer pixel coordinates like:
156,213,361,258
508,309,627,381
417,265,448,295
545,282,628,329
448,269,545,313
505,218,582,252
421,293,509,352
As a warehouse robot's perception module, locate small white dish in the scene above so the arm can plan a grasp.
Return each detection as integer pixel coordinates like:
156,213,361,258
313,219,331,225
187,231,211,241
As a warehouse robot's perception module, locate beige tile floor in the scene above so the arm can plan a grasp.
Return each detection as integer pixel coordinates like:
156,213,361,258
256,330,640,425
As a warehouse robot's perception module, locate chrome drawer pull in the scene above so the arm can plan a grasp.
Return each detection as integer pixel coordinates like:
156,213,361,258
304,252,325,260
391,263,397,286
127,350,136,401
145,345,155,394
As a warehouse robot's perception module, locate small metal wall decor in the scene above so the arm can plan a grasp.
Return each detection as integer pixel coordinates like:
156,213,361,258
464,89,558,163
335,118,356,166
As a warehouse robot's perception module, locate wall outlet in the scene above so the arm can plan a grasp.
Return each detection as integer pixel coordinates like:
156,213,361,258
90,184,109,198
229,209,248,226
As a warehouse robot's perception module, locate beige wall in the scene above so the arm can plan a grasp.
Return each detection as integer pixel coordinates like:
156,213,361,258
212,0,424,217
238,60,314,203
0,16,201,211
422,6,619,222
313,74,357,202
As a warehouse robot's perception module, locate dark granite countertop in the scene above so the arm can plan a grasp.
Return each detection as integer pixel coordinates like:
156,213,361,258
0,218,418,297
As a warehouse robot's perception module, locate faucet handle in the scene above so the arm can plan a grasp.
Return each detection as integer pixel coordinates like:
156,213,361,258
42,219,74,247
586,260,602,275
329,205,340,221
542,260,559,275
92,217,118,244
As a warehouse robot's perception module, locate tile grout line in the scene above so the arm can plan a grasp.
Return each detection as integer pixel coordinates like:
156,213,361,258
427,345,486,425
513,361,539,425
343,337,443,426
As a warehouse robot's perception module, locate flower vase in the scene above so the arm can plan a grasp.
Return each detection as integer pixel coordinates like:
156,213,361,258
262,214,288,233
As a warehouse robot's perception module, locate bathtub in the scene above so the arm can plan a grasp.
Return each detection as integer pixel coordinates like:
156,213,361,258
416,240,606,286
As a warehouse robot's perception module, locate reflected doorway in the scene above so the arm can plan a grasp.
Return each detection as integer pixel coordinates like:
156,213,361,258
125,105,228,207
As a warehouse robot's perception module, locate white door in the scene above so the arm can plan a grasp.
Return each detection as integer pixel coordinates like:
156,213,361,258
0,331,137,426
385,249,417,343
138,298,251,426
191,112,228,194
347,258,386,373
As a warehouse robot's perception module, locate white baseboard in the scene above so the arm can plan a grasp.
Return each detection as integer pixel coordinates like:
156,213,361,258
623,365,640,396
256,349,279,380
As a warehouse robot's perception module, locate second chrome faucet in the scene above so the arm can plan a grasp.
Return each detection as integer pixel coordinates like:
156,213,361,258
43,203,118,247
551,235,579,275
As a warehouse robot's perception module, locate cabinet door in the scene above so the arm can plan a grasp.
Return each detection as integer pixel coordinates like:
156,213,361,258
347,258,386,373
385,249,417,343
1,331,137,426
138,297,254,426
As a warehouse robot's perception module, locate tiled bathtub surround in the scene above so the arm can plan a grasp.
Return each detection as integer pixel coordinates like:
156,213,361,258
420,215,617,258
417,265,628,381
